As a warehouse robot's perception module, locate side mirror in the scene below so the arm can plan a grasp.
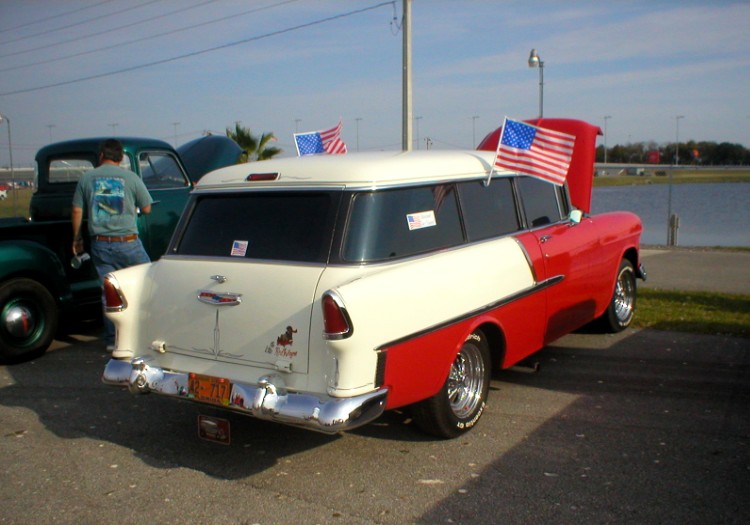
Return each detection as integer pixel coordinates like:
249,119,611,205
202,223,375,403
569,209,583,224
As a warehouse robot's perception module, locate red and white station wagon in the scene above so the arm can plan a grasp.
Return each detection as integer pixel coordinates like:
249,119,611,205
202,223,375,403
102,119,644,438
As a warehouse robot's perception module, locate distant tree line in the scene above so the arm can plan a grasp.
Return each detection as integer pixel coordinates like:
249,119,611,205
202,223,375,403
596,141,750,165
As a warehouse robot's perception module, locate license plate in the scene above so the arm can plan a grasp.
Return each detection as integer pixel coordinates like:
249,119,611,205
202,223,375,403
188,373,232,406
197,415,231,445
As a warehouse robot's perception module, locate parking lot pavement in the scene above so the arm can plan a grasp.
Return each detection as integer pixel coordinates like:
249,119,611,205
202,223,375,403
1,248,748,524
640,247,750,294
1,325,748,524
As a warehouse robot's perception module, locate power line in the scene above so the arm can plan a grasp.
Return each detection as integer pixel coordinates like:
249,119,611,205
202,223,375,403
0,0,218,62
0,0,117,34
0,1,395,97
0,0,297,70
0,0,161,47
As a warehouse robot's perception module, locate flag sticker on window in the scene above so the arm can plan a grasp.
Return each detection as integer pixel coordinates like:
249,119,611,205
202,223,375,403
406,211,437,231
230,240,248,257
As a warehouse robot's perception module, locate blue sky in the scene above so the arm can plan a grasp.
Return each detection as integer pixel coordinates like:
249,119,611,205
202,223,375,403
1,0,749,166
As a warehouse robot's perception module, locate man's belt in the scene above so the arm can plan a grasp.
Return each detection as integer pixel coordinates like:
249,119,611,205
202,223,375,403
94,234,138,243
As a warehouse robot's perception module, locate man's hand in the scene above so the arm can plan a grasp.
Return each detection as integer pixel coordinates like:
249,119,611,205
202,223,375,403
72,237,84,256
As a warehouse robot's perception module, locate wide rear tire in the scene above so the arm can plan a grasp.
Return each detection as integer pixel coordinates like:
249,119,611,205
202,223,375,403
412,329,491,438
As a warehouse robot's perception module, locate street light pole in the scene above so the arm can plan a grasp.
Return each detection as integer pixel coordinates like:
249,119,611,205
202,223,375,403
603,116,611,165
528,49,544,118
667,115,684,246
0,113,17,213
674,115,684,165
471,115,479,147
355,117,362,152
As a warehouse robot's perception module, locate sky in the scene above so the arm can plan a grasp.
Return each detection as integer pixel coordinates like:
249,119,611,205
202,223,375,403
1,0,749,167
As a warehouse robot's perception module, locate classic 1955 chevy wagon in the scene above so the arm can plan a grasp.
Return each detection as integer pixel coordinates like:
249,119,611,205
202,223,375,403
102,119,644,438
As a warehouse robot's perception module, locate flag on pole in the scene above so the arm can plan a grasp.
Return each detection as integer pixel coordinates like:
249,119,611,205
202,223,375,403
494,118,575,185
294,120,347,156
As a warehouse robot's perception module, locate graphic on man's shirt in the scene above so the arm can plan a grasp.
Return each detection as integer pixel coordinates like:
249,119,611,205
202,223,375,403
93,177,125,224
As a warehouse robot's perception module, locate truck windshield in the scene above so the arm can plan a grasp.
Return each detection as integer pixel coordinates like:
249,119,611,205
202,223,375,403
174,192,337,263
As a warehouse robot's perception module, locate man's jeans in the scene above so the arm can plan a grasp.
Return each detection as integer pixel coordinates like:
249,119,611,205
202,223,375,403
91,238,150,346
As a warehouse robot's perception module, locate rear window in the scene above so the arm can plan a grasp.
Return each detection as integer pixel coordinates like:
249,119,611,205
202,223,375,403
48,155,132,184
343,184,463,262
175,192,336,263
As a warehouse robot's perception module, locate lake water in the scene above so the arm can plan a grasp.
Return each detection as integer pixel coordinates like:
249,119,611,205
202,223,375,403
591,183,750,247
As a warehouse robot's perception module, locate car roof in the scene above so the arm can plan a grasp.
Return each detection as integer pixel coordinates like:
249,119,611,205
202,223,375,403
196,150,510,190
35,137,174,160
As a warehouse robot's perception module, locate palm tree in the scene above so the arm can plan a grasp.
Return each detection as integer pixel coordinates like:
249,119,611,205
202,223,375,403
225,123,282,162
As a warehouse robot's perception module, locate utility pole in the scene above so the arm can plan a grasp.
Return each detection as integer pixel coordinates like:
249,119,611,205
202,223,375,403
402,0,412,151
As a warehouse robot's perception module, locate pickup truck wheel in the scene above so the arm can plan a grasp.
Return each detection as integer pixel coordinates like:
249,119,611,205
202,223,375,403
412,330,491,438
0,278,57,363
599,259,636,333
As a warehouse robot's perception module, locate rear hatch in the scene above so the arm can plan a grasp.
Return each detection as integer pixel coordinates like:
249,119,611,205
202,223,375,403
146,190,341,375
143,258,323,374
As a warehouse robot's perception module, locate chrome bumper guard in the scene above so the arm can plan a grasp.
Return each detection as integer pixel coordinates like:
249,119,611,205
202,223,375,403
102,358,388,434
638,262,647,281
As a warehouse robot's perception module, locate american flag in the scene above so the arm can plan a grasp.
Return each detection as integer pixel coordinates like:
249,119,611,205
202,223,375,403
494,118,576,185
230,240,248,257
294,120,347,156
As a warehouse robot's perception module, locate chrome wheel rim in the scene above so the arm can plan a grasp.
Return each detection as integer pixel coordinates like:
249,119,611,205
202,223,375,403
3,303,36,339
614,267,635,325
447,342,486,418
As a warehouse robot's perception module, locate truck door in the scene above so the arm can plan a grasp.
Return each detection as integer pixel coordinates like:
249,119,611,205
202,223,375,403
136,150,192,259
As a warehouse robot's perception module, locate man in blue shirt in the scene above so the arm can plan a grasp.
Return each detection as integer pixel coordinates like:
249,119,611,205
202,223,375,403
71,139,153,352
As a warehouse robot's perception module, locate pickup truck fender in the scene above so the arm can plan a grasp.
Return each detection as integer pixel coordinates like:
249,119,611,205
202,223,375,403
0,240,72,300
0,240,72,362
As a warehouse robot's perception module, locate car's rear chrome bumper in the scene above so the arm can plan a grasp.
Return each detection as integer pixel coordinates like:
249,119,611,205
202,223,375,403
102,357,388,434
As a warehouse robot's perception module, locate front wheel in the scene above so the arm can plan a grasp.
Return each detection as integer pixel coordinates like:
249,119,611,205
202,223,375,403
597,259,637,333
0,278,58,363
412,329,491,438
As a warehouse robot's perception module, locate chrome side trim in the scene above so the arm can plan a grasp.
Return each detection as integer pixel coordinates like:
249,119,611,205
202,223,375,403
102,358,388,434
513,237,538,283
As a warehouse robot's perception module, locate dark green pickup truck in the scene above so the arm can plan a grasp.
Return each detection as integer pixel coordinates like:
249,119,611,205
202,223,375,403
0,135,241,362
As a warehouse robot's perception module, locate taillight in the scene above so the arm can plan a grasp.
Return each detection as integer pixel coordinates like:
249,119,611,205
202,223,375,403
103,275,127,312
322,292,352,339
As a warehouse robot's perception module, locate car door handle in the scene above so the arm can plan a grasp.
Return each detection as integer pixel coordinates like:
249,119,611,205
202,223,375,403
539,235,552,244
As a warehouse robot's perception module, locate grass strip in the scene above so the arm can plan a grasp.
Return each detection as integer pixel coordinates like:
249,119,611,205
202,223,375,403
634,288,750,338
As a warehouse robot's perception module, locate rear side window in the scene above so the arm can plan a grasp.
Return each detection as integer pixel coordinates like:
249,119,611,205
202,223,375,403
516,176,563,227
343,184,463,262
175,192,336,263
458,178,520,241
48,158,95,184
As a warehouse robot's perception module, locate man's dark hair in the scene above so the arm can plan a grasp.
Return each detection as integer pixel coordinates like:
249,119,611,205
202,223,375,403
99,139,124,163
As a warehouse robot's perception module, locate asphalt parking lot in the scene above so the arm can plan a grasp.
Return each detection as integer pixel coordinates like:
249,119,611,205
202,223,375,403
0,249,748,524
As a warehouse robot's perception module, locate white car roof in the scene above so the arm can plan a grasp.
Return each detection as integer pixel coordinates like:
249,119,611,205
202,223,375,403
195,150,511,190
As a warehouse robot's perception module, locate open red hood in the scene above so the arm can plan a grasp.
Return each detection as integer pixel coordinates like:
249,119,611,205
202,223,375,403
476,118,602,214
